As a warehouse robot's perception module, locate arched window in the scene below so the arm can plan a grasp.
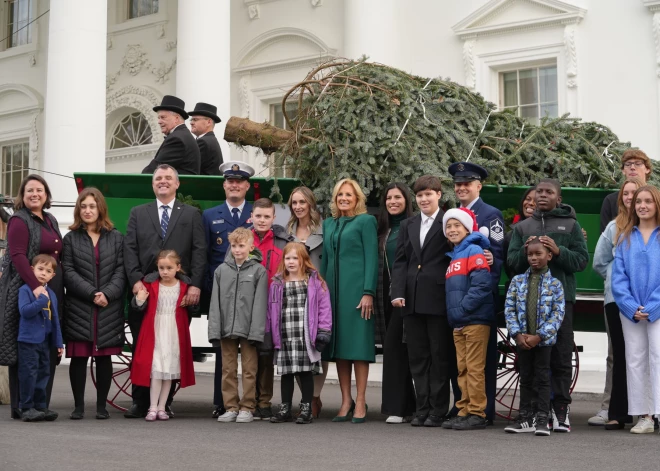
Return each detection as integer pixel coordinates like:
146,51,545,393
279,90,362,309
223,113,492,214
110,112,153,149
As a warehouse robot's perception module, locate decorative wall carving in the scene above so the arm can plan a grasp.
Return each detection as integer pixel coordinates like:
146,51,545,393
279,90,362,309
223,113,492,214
238,76,251,118
106,86,164,144
106,71,120,91
165,40,177,52
248,5,260,19
156,24,166,39
564,25,577,88
122,44,148,76
28,54,36,67
463,40,476,90
311,0,323,7
29,113,39,161
151,59,177,84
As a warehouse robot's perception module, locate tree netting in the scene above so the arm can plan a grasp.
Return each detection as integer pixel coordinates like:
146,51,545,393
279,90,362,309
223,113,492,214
225,58,654,206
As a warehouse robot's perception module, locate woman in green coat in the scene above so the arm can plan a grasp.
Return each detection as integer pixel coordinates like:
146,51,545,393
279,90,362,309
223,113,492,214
321,178,378,423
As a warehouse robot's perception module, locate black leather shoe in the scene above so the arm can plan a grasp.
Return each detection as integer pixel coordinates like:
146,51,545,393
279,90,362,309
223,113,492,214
453,414,487,430
70,407,84,420
96,409,110,420
21,408,45,422
212,406,226,419
270,403,293,423
442,415,466,429
296,403,313,424
410,415,427,427
36,408,58,421
423,415,446,427
123,404,144,419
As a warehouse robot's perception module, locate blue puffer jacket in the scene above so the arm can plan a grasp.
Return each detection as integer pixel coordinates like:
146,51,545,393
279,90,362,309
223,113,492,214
504,268,565,346
445,232,494,328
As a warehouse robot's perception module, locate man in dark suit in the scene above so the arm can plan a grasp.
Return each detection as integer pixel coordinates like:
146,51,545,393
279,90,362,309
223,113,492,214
202,161,255,419
124,164,206,418
450,161,504,425
142,95,201,175
189,102,223,176
391,175,453,428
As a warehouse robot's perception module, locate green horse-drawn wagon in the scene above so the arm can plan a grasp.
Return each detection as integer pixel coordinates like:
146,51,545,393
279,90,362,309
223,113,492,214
75,173,610,418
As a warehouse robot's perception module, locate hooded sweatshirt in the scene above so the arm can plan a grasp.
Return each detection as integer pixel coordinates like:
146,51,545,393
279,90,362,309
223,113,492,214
507,203,589,302
207,248,268,344
445,232,494,328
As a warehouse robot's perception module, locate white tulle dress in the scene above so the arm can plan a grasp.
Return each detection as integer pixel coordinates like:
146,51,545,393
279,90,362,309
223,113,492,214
151,283,181,380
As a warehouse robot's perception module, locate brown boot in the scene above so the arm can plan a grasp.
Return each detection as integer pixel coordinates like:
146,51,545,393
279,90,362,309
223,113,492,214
311,396,322,419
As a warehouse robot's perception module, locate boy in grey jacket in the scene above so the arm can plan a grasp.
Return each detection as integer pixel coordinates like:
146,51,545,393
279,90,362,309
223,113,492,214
208,228,268,423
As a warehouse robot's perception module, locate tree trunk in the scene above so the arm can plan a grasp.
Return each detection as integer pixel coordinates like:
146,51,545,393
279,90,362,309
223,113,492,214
223,117,293,154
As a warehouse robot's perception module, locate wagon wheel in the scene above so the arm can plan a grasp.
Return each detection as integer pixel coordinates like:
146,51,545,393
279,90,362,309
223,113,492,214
90,323,133,412
495,327,579,421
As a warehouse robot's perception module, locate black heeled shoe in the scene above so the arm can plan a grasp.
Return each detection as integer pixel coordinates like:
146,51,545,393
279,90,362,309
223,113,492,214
332,400,355,422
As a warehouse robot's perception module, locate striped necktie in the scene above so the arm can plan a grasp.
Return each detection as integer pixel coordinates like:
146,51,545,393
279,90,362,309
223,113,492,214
161,205,170,239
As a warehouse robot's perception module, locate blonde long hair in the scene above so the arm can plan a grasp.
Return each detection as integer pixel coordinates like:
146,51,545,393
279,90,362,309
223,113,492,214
613,178,644,243
329,178,367,219
286,186,321,234
619,185,660,246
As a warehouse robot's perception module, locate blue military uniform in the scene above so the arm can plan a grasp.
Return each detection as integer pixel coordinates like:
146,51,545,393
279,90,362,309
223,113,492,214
204,161,255,415
449,162,504,423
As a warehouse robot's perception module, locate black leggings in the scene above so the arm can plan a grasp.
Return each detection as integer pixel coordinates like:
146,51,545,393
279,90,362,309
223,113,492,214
69,356,112,411
281,372,314,404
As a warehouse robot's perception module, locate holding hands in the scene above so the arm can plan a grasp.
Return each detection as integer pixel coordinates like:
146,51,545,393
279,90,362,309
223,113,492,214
136,286,149,303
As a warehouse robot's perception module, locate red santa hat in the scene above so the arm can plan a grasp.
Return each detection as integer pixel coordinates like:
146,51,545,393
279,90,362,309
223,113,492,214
442,207,478,237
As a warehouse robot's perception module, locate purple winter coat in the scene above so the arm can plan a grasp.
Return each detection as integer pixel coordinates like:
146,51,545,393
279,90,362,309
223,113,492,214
267,271,332,364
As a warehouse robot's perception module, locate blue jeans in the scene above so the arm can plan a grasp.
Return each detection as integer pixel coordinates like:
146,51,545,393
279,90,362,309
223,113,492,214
18,340,51,409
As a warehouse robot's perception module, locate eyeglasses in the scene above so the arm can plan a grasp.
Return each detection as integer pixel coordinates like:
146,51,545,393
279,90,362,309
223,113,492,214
623,161,646,169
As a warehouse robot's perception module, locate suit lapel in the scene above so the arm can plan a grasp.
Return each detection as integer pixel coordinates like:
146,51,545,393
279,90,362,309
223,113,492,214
409,215,422,261
163,200,183,242
147,202,160,236
470,198,483,221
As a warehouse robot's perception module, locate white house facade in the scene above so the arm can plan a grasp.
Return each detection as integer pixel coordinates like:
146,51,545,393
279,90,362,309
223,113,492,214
2,0,659,370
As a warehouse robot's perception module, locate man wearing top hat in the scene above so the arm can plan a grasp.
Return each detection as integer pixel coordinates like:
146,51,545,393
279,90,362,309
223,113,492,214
202,161,255,418
142,95,201,175
449,161,504,425
189,102,224,176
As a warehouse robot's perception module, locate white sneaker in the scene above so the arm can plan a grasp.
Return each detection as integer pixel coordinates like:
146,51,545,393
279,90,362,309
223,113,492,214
236,410,254,423
587,409,608,426
551,406,571,433
385,416,407,424
630,416,654,434
217,410,238,423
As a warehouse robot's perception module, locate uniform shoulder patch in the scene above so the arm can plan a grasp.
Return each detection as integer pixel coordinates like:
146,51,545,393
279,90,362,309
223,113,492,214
490,219,504,242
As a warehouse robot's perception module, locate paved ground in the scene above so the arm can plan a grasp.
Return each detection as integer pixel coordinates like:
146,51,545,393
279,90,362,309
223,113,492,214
1,366,657,471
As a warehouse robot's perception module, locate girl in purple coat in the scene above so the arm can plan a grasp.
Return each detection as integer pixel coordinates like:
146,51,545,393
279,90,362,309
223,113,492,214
265,242,332,424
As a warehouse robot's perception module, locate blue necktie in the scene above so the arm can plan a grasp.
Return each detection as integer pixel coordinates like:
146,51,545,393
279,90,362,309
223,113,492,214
232,207,240,226
161,205,170,239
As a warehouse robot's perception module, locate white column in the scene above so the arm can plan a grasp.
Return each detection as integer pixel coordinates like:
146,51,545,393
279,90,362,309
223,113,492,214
343,0,401,67
176,0,231,159
43,0,107,223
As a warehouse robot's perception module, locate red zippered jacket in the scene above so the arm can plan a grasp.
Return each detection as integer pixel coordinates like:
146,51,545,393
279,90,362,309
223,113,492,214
252,228,283,286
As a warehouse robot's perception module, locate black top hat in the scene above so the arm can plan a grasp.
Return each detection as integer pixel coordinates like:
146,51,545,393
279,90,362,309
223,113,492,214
188,102,221,123
153,95,189,120
448,162,489,183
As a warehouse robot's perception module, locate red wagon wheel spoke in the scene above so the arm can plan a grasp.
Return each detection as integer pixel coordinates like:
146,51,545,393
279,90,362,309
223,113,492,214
90,321,134,412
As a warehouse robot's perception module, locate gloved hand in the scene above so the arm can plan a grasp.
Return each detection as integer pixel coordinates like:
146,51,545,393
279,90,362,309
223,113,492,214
314,329,331,353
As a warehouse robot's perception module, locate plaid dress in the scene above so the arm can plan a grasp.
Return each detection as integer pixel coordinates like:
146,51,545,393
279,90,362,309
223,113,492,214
276,280,322,375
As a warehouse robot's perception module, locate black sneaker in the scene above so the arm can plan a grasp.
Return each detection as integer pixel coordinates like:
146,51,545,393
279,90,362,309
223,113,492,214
423,415,445,427
21,408,45,422
535,415,550,436
504,414,536,433
259,406,273,421
442,415,466,430
410,415,427,427
453,414,487,430
253,408,263,421
36,408,58,421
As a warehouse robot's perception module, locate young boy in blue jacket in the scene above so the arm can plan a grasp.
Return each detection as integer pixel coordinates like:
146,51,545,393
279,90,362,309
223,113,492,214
441,207,493,431
17,254,63,422
504,238,565,436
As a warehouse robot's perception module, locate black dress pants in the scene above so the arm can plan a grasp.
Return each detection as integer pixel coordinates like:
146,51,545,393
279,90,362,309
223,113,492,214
213,345,224,408
517,345,552,416
381,303,416,417
404,313,452,418
551,301,574,408
605,302,631,423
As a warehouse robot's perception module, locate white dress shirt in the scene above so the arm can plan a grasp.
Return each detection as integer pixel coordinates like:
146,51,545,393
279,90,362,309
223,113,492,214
157,198,176,224
462,197,480,210
420,207,440,247
226,200,246,219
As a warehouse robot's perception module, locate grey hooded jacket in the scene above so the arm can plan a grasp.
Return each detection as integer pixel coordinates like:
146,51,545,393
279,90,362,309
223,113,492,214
207,248,268,345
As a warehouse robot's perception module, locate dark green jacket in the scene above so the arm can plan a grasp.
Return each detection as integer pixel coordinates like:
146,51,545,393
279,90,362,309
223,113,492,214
507,204,588,302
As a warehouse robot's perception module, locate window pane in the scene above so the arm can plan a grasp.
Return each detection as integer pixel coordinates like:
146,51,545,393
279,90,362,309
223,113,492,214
130,0,139,19
540,103,558,119
520,105,539,125
539,67,558,104
519,69,538,105
271,106,284,129
502,72,518,107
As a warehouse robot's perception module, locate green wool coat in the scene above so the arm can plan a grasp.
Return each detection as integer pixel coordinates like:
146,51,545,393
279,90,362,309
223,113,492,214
321,213,378,362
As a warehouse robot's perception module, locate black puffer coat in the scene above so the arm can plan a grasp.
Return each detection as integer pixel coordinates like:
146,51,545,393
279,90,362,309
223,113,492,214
62,228,126,349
